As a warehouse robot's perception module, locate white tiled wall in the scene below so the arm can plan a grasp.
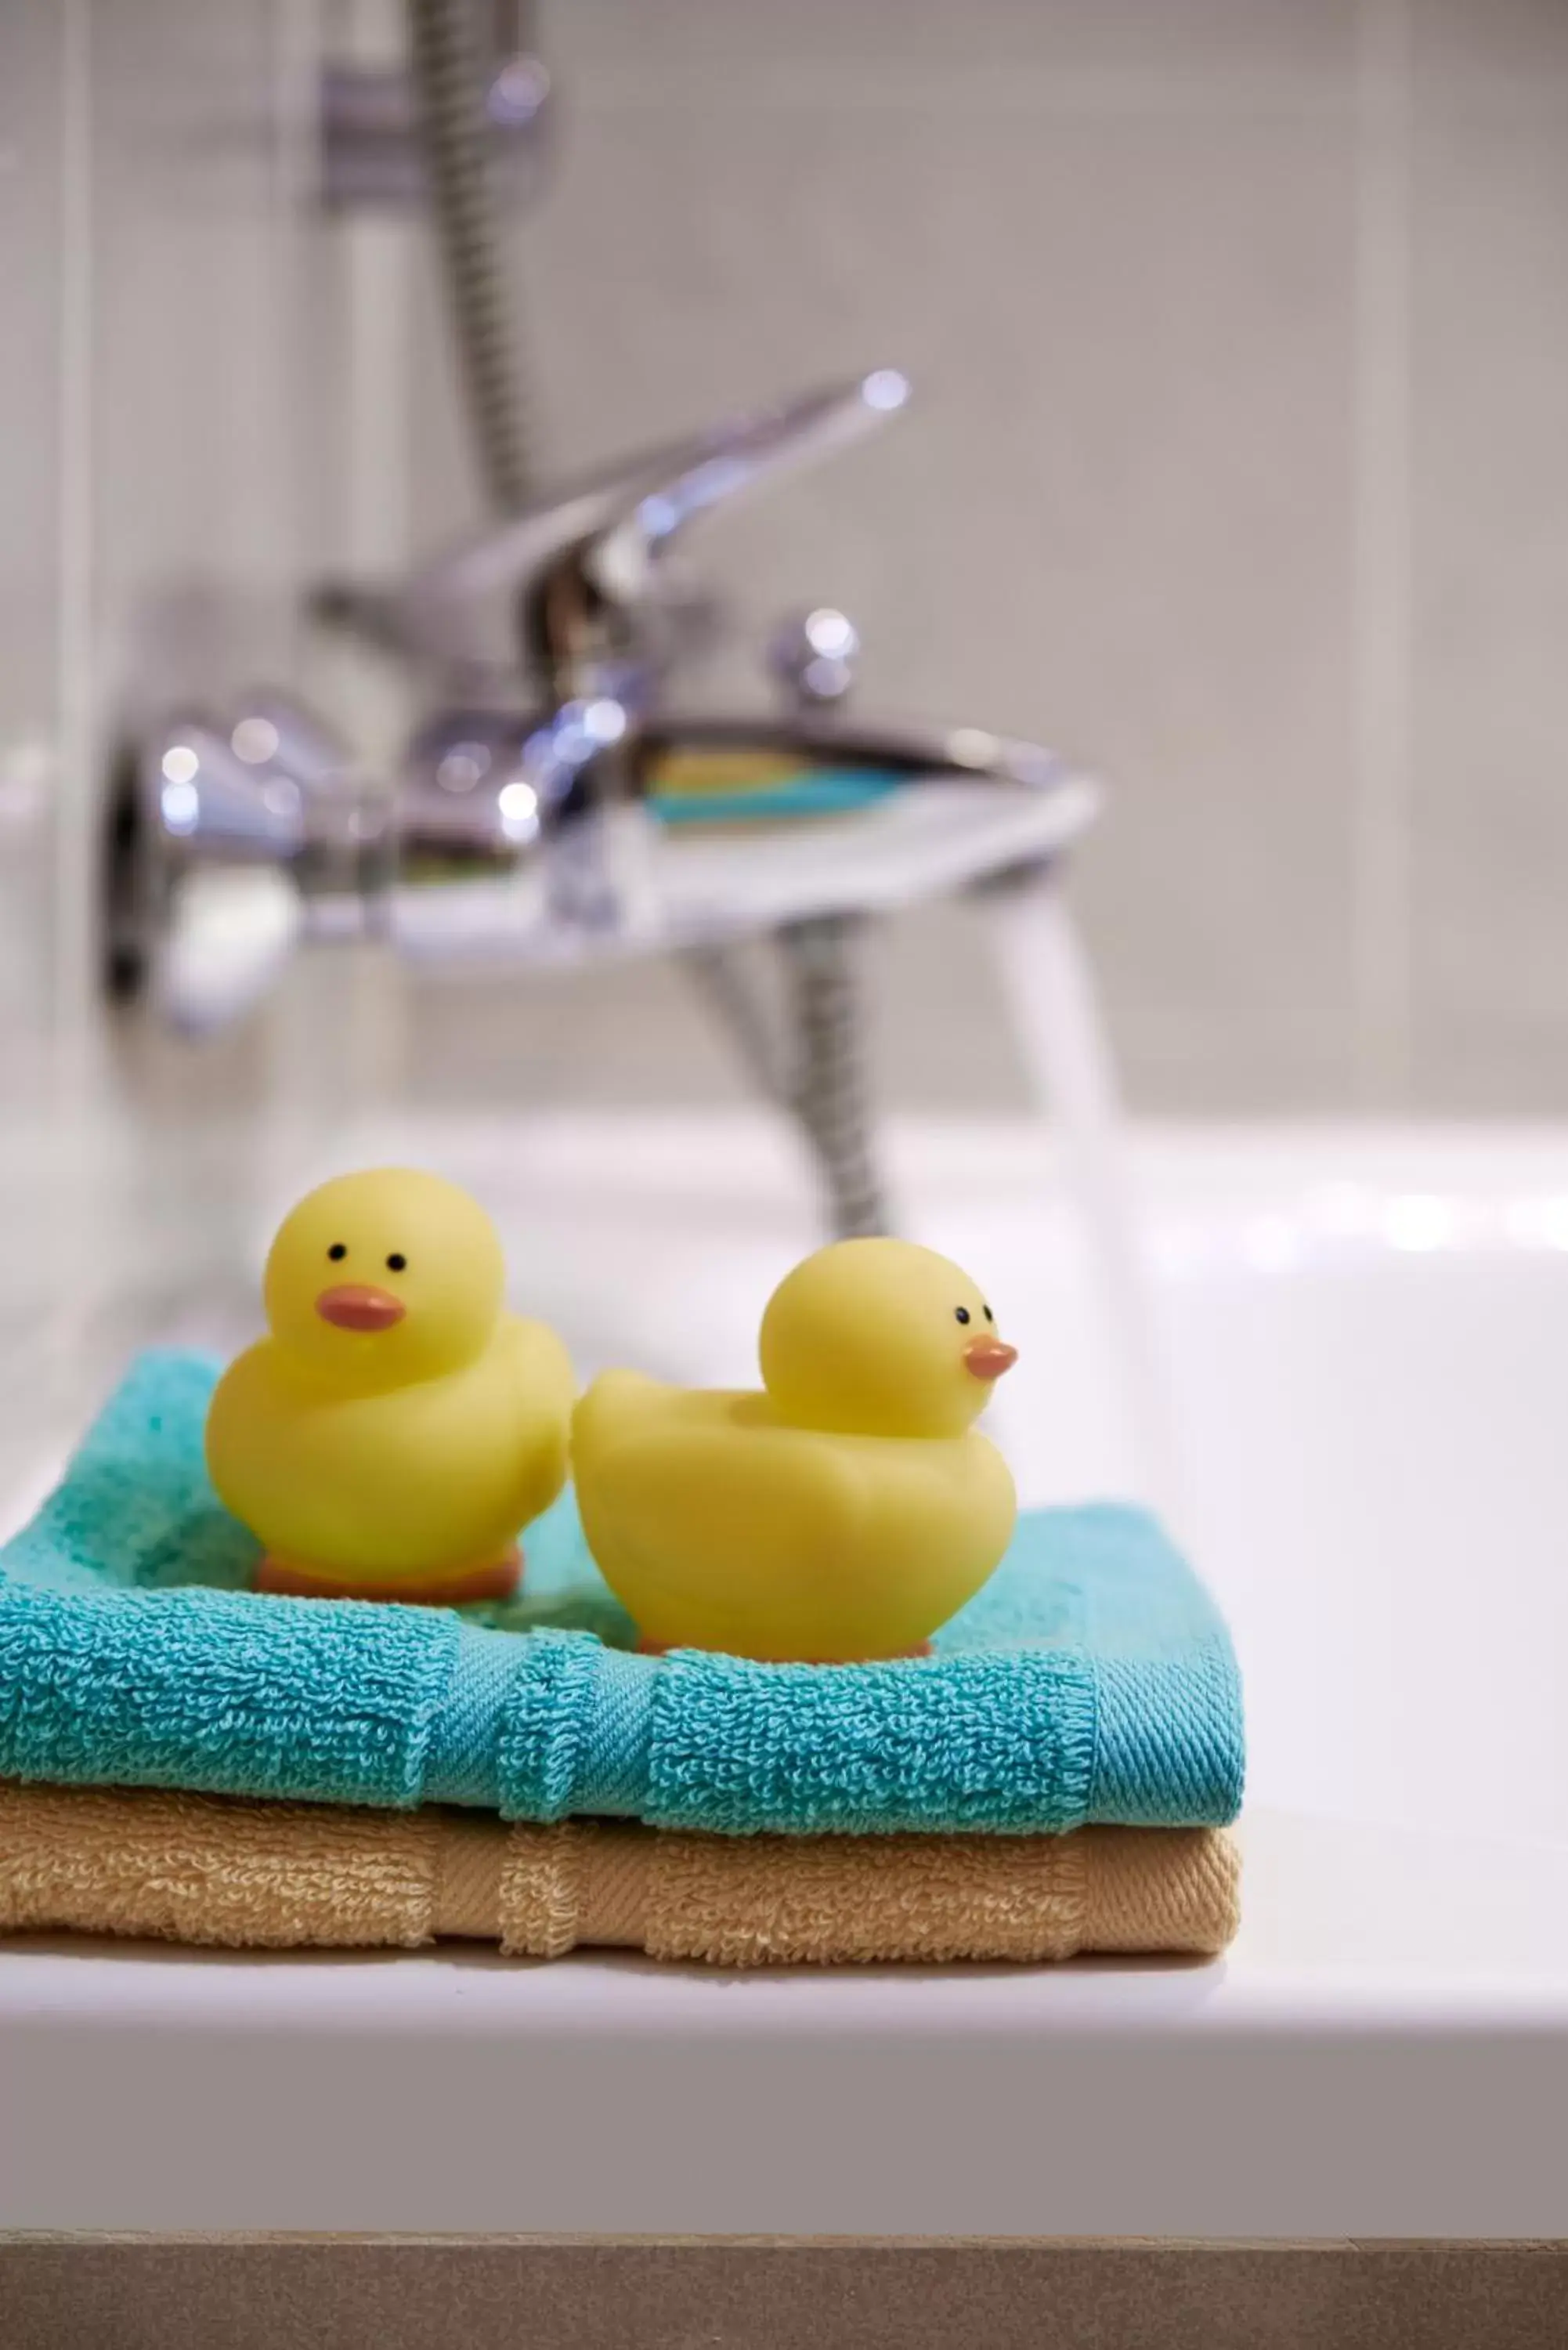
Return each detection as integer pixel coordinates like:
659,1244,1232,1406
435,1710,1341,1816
403,0,1568,1112
1409,6,1568,1108
0,0,326,1113
3,0,1568,1121
0,1,69,1089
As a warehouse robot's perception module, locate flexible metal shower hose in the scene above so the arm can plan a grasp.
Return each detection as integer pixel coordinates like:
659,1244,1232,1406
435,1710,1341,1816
406,0,886,1236
406,0,537,515
782,915,887,1238
684,920,887,1238
695,898,888,1238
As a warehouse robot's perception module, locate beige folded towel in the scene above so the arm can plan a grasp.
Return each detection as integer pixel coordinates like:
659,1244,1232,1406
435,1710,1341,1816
0,1781,1237,1966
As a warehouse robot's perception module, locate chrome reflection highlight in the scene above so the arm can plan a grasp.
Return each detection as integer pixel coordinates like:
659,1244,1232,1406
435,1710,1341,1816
231,717,280,765
161,744,199,787
160,779,199,834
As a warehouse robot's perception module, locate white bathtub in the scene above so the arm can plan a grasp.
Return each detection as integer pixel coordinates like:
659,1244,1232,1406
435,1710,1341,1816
2,1112,1566,2237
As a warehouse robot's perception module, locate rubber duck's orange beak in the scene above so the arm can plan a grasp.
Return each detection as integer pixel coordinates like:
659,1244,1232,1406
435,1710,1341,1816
963,1336,1018,1381
315,1283,406,1332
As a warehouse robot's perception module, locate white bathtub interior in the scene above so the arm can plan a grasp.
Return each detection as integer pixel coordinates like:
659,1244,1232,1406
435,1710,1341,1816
7,1109,1568,2237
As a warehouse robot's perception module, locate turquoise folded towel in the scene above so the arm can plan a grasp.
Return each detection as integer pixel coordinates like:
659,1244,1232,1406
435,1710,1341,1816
0,1351,1243,1835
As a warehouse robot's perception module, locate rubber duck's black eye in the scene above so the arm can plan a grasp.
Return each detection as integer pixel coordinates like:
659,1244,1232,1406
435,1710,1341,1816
327,1243,347,1262
385,1253,406,1273
984,1304,994,1322
955,1306,971,1325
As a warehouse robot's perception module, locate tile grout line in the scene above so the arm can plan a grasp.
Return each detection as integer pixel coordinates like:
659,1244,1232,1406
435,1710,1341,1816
339,0,414,1116
270,0,414,1124
1351,0,1415,1106
49,0,95,1109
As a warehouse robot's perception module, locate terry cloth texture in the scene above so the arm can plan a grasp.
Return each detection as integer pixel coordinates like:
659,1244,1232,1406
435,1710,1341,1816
0,1351,1244,1836
0,1780,1240,1965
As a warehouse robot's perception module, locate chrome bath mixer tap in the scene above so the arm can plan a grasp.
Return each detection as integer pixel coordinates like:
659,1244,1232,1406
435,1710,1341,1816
106,370,1098,1234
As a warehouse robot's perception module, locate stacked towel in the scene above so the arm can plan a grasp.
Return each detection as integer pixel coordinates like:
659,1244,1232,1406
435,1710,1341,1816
0,1352,1245,1967
0,1782,1239,1965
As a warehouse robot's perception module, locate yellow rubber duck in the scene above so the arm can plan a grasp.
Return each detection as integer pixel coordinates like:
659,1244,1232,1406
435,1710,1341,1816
206,1168,573,1604
573,1237,1018,1662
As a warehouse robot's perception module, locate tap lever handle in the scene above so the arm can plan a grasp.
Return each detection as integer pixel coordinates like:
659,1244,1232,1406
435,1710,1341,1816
396,370,909,666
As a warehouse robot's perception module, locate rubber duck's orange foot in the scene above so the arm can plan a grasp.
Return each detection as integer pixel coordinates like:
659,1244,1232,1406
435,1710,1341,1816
254,1549,522,1607
634,1634,932,1662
